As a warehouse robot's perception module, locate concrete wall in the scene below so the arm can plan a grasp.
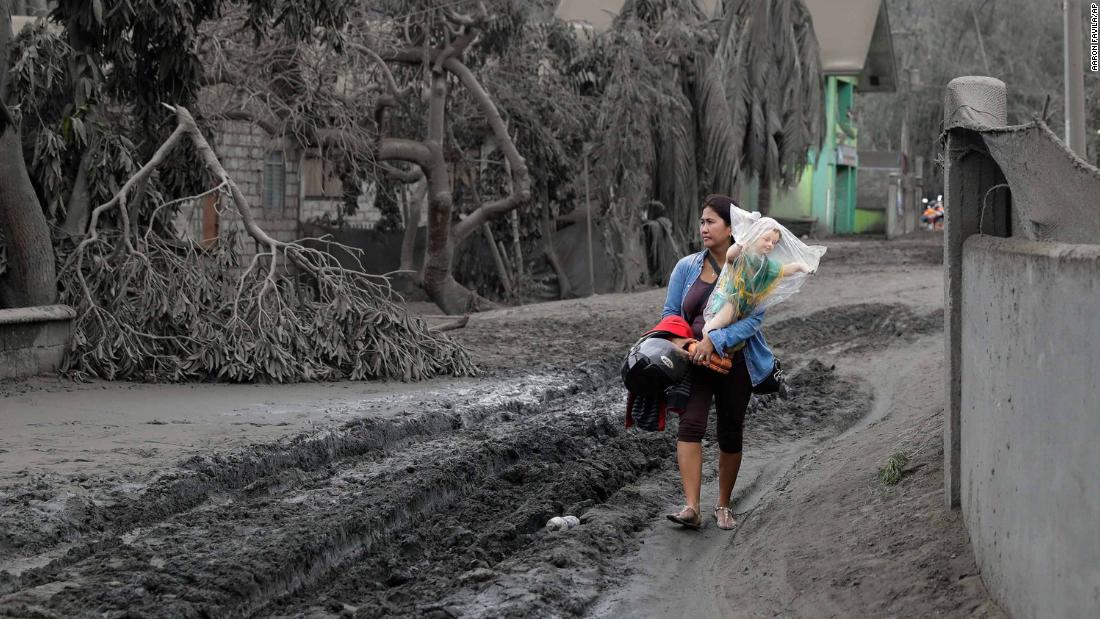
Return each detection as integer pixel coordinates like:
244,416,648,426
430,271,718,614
300,197,383,229
959,236,1100,618
855,159,922,239
0,305,75,379
945,76,1100,618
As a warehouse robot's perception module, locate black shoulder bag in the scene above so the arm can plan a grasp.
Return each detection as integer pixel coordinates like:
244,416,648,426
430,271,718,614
752,358,787,396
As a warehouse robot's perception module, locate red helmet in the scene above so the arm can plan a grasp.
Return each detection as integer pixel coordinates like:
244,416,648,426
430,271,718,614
645,316,694,339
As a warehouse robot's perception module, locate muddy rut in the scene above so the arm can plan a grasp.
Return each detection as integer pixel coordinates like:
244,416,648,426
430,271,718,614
0,303,938,618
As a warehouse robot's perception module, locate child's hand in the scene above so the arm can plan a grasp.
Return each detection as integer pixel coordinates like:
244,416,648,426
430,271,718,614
782,262,813,276
725,243,743,263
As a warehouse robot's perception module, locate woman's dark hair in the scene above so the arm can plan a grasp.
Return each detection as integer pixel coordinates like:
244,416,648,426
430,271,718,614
702,194,735,228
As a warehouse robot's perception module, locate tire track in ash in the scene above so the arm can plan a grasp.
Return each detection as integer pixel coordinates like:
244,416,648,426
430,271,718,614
0,369,601,566
0,361,675,617
268,342,871,618
765,302,943,353
433,358,870,619
0,303,935,618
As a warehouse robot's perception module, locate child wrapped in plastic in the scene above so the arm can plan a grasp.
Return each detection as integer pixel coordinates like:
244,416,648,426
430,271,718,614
702,205,827,338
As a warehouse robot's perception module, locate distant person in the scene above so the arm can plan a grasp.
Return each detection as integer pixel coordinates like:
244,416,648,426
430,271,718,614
641,200,680,286
921,195,944,231
660,194,776,531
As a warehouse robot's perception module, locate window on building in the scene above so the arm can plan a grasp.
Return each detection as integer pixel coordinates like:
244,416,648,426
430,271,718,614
302,156,345,198
836,80,856,138
263,151,286,210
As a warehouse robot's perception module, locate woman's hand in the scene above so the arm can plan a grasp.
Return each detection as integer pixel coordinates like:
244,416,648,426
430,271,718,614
692,334,716,364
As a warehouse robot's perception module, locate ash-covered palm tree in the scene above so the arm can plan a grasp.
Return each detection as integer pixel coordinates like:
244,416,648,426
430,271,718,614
592,0,821,285
593,0,708,261
705,0,823,213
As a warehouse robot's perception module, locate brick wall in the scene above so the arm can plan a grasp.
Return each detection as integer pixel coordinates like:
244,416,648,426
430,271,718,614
298,174,391,230
179,120,301,264
175,122,433,261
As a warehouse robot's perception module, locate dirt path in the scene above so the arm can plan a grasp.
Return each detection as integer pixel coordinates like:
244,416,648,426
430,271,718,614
720,335,1003,618
0,237,1002,617
590,333,1002,618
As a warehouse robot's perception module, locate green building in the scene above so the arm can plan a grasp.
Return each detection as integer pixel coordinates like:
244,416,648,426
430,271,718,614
741,0,897,235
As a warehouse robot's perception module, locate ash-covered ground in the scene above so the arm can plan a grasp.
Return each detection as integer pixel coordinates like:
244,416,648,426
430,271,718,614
0,236,1001,618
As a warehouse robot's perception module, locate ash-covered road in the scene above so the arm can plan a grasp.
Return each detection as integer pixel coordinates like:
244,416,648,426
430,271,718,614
2,239,972,618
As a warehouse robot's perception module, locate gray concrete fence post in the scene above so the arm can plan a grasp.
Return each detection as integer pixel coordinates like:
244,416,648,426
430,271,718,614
942,77,1008,509
886,173,900,240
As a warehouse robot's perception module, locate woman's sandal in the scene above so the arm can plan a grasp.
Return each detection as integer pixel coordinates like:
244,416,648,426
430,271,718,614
666,505,704,530
713,506,737,531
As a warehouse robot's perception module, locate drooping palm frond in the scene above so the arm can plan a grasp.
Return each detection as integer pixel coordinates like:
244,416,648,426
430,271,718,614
591,0,823,278
771,0,823,186
696,39,744,197
742,0,776,183
592,12,703,290
617,0,706,27
710,0,823,209
790,0,824,177
656,63,699,244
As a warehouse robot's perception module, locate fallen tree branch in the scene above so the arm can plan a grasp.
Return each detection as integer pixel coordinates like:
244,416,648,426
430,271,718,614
57,104,478,383
429,315,469,332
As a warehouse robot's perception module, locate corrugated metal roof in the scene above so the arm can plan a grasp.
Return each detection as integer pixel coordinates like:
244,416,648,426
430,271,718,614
790,0,897,91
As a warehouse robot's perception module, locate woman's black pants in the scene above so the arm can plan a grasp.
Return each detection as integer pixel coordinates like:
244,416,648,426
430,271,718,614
676,350,751,453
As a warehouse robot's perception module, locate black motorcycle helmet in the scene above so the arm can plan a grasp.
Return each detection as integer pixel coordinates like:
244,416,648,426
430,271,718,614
621,336,689,395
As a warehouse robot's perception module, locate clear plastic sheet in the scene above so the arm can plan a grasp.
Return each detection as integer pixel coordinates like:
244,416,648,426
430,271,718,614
703,204,827,334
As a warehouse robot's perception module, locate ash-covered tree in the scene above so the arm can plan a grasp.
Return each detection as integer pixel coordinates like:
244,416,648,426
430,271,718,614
0,0,477,381
203,0,550,313
444,12,591,302
706,0,823,214
0,2,55,308
345,1,535,314
589,0,822,289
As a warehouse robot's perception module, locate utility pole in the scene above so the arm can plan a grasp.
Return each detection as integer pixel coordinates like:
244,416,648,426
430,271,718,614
583,148,595,297
1064,0,1087,156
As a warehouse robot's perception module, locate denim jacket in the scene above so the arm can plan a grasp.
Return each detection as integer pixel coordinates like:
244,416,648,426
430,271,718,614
661,250,776,386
